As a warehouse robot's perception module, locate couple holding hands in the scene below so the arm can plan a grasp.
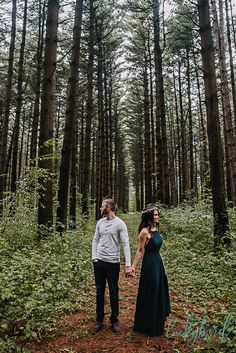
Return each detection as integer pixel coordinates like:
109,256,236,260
91,198,171,336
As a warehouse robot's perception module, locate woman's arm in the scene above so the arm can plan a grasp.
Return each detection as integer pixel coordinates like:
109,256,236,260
131,228,149,273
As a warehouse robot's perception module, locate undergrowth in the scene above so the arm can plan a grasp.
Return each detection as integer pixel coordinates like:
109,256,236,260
0,192,235,352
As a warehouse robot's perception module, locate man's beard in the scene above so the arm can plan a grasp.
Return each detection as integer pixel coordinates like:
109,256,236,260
101,209,108,216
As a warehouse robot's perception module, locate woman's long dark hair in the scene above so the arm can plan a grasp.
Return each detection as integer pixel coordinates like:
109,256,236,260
138,208,159,233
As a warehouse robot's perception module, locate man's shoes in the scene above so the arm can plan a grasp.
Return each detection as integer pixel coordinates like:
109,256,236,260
111,321,121,334
91,321,102,333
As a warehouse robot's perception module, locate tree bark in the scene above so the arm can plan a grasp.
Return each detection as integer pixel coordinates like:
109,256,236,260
38,0,59,230
81,0,94,216
30,0,46,165
0,0,16,211
144,51,152,206
178,61,187,200
198,0,230,247
225,0,236,126
212,0,236,203
11,0,28,193
153,0,170,205
186,46,194,194
56,0,84,229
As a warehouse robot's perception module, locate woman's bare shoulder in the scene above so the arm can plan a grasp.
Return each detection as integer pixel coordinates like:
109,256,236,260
139,228,150,239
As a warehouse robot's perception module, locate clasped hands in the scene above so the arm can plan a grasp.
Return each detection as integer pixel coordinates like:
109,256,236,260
125,266,135,278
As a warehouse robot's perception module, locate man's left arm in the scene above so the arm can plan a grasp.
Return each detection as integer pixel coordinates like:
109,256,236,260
118,221,133,275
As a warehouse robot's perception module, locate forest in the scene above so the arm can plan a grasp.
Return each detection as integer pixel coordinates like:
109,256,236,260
0,0,235,352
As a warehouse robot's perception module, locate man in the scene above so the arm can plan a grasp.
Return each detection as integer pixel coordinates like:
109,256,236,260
91,198,132,334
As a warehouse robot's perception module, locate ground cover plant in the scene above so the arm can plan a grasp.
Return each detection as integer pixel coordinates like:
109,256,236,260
0,200,235,352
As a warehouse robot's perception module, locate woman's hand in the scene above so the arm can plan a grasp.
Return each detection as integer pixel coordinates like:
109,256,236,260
125,266,135,278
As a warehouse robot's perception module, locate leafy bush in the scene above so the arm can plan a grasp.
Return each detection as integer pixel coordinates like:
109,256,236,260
0,169,95,352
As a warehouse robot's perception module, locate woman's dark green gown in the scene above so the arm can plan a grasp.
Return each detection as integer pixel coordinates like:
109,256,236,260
133,230,171,336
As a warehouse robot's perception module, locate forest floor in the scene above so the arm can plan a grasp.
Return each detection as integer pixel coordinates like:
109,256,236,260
26,265,203,353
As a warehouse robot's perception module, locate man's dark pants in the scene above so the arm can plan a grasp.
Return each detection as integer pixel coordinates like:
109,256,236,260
93,260,120,324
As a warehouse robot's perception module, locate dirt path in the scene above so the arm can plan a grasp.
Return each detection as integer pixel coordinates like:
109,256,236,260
26,266,195,353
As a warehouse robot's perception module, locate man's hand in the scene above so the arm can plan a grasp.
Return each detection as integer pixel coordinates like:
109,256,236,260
125,266,135,278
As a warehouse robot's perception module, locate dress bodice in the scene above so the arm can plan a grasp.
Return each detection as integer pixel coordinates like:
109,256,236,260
145,230,162,252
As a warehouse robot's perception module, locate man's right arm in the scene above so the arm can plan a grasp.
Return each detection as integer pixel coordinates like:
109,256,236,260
92,222,100,262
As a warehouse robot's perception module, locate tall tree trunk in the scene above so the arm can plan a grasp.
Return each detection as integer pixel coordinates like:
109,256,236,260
148,27,156,203
225,0,236,126
81,0,94,216
229,0,236,51
0,0,16,211
104,64,110,197
38,0,59,230
108,71,113,198
193,48,209,197
69,118,78,229
90,127,96,201
0,100,3,137
140,135,144,211
95,21,105,220
173,69,182,202
30,0,46,165
178,61,187,200
198,0,230,247
144,51,152,206
25,109,32,171
57,0,84,230
11,0,28,193
186,46,194,194
18,110,25,180
167,105,178,206
212,0,236,203
78,101,85,194
153,0,169,205
114,104,118,202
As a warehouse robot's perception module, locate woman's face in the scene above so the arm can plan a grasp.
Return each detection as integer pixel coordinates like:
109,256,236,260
153,209,159,225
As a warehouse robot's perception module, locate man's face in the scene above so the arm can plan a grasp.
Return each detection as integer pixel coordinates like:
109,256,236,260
100,202,110,216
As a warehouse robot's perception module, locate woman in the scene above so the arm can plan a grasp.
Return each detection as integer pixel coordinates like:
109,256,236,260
130,205,170,336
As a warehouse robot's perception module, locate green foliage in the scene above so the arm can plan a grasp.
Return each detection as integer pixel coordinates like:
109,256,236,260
0,172,95,352
1,198,235,352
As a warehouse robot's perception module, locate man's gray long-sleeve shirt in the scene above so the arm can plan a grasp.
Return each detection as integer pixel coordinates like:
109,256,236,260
92,216,131,266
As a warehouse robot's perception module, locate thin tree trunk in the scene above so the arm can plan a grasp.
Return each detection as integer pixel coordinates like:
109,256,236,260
140,136,144,211
11,0,28,193
148,27,156,202
30,0,46,165
104,64,110,196
144,51,152,206
153,0,169,205
18,110,25,180
167,105,178,205
81,0,94,216
95,21,105,219
0,0,16,210
69,118,78,229
225,0,236,126
178,61,187,200
78,101,85,194
173,69,182,202
186,46,194,194
108,71,113,198
229,0,236,51
90,127,96,202
193,47,209,197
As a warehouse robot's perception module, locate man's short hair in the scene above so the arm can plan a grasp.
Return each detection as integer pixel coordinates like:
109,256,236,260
103,198,117,212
